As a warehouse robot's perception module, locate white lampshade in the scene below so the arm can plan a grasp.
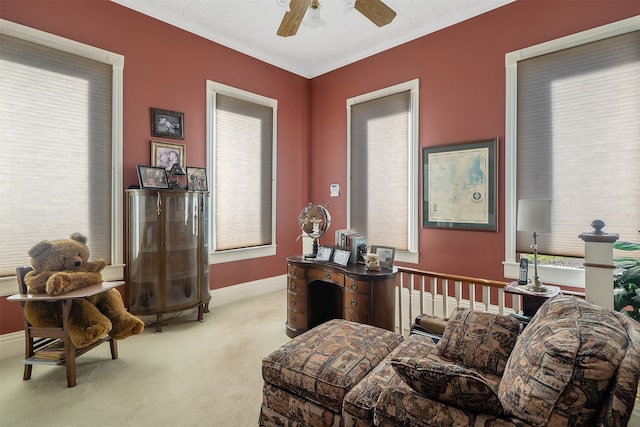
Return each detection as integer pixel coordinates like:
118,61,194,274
517,199,552,233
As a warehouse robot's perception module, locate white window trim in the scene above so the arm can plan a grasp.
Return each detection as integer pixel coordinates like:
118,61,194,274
503,16,640,288
0,19,124,296
346,79,419,264
206,80,277,264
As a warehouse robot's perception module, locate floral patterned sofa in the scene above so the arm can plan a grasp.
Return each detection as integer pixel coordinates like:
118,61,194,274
260,294,640,426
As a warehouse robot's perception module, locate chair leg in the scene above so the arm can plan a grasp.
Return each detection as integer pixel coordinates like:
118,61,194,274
110,338,118,360
23,364,32,381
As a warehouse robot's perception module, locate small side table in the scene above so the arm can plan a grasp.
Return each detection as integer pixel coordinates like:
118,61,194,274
504,281,561,318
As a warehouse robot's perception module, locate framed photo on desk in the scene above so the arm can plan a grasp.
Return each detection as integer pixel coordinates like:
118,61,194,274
332,249,351,266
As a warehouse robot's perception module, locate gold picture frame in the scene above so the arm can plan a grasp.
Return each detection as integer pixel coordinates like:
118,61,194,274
151,140,186,171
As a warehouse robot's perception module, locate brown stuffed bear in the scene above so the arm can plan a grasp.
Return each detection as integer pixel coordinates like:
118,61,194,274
24,233,144,348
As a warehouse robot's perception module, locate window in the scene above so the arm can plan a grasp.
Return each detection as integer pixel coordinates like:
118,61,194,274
0,20,124,295
505,17,640,287
347,79,419,263
206,81,277,263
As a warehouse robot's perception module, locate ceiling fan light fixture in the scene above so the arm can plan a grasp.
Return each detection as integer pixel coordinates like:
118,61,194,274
276,0,290,9
304,0,326,29
344,0,356,13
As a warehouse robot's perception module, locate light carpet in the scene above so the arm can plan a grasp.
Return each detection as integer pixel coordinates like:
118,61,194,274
0,289,289,427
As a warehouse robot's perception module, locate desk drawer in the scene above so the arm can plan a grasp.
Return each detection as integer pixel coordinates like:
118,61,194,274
287,309,306,330
345,278,370,293
308,268,344,286
344,291,369,314
344,309,368,324
288,277,306,293
287,291,307,312
288,264,306,279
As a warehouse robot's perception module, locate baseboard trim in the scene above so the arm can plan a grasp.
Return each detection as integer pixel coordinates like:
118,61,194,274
0,275,287,361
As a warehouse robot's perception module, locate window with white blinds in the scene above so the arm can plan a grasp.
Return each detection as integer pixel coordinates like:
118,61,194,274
0,21,123,283
505,17,639,285
206,81,276,263
347,80,419,262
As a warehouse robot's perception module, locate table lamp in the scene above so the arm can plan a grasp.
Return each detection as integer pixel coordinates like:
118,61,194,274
517,199,552,293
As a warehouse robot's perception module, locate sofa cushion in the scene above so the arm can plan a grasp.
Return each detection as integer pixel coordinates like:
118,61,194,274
261,319,403,413
436,307,520,376
498,295,628,427
342,334,438,423
391,356,503,416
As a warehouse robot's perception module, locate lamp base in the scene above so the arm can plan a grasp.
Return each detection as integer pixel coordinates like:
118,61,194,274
522,281,548,294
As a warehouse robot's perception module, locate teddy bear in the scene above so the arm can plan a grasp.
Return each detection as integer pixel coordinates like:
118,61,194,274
24,232,144,349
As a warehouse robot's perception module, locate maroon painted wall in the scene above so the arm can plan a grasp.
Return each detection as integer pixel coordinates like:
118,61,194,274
309,0,639,280
1,0,638,335
0,0,311,333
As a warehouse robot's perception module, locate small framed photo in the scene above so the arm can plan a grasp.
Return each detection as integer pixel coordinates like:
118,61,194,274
186,167,208,191
371,245,395,269
151,107,184,140
137,165,169,189
332,249,351,267
151,140,186,171
316,246,333,261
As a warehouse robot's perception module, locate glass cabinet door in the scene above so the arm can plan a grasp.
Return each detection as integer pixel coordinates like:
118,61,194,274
163,192,200,307
127,190,160,312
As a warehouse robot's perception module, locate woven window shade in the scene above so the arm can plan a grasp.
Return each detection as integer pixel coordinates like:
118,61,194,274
0,34,112,276
516,30,640,257
214,93,273,250
350,90,410,250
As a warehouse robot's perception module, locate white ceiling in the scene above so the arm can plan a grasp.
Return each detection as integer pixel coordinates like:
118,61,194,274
111,0,516,78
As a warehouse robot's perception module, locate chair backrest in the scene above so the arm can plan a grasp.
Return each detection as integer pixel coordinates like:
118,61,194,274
16,266,33,294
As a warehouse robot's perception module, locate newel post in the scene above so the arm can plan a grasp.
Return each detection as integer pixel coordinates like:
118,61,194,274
578,220,619,310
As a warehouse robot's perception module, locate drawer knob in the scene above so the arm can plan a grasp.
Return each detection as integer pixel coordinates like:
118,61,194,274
290,282,297,290
325,273,331,279
350,282,357,290
351,299,357,307
290,298,296,306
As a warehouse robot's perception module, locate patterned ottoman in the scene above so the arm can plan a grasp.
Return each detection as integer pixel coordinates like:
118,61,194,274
260,319,403,427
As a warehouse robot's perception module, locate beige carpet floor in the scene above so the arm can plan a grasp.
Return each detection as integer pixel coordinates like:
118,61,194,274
0,289,289,427
2,288,639,427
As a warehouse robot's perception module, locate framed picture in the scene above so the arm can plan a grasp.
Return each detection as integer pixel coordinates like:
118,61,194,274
137,165,169,189
186,167,208,191
332,249,351,266
316,246,333,261
423,138,497,231
371,245,395,269
150,107,184,140
151,140,186,171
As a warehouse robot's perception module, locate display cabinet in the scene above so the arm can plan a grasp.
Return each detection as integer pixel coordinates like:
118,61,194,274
126,189,210,331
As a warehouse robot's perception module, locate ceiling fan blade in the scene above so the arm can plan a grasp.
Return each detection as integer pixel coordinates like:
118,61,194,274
277,0,312,37
354,0,396,27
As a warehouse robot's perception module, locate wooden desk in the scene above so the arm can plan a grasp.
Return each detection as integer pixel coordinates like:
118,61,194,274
8,281,124,387
286,255,397,338
8,281,124,303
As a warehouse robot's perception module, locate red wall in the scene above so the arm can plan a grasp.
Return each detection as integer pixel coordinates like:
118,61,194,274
0,0,311,333
309,0,639,280
1,0,638,335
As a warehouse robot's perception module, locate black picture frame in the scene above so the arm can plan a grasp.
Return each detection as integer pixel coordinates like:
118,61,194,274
423,138,497,231
150,107,184,140
316,246,333,261
137,165,169,189
332,249,351,266
186,167,208,191
371,245,395,269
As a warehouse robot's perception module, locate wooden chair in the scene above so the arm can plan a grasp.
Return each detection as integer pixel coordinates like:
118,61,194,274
9,266,122,387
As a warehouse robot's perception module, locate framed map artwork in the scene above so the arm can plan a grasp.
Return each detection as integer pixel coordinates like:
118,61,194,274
423,138,497,231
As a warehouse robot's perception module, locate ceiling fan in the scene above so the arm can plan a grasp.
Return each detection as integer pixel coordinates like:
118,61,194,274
277,0,396,37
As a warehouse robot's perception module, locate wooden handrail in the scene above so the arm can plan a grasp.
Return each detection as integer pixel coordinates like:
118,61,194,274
394,267,511,336
396,266,508,289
